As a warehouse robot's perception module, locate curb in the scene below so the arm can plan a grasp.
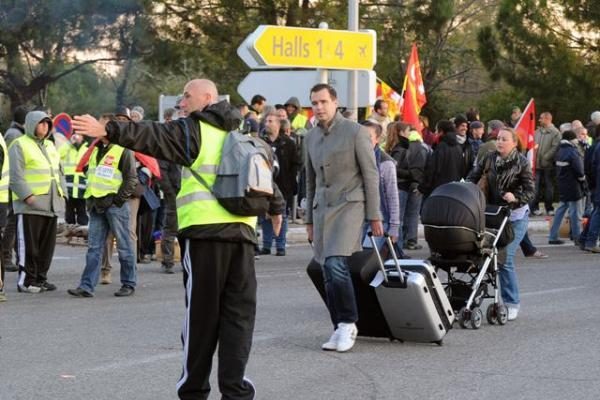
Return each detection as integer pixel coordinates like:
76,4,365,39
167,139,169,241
280,218,550,244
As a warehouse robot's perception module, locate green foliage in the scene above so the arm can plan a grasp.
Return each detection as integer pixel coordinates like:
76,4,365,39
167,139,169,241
14,0,593,126
0,0,157,108
477,0,600,122
46,65,114,116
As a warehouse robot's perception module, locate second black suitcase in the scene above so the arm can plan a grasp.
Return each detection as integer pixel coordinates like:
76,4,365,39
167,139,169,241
306,250,392,339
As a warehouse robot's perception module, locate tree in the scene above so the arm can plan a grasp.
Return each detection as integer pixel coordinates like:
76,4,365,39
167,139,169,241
150,0,502,122
477,0,600,122
0,0,156,110
46,65,115,116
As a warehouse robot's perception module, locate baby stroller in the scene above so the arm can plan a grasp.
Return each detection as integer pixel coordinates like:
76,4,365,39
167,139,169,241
421,182,512,329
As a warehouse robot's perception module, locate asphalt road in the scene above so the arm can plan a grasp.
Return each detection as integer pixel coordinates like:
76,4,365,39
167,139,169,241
1,232,600,400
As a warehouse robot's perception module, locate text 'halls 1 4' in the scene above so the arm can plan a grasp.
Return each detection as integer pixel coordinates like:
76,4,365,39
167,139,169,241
250,26,376,70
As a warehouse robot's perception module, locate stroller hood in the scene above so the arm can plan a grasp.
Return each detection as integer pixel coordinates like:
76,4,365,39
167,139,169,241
422,182,486,233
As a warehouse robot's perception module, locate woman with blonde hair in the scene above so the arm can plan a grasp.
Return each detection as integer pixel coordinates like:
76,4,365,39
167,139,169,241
468,127,535,321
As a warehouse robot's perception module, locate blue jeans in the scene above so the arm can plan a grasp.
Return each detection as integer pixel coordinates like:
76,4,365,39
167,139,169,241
322,256,358,326
548,200,582,241
519,231,536,256
261,206,288,251
585,206,600,248
79,204,137,292
399,189,422,245
501,215,529,307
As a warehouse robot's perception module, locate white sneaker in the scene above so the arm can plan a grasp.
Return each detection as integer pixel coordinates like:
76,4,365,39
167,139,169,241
335,323,358,352
507,307,519,321
18,284,42,293
321,329,340,351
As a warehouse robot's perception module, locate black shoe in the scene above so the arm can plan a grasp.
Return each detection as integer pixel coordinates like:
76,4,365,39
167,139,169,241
114,285,135,297
39,282,57,291
162,264,175,274
548,239,565,245
4,262,18,272
276,249,286,256
259,248,271,255
68,287,94,298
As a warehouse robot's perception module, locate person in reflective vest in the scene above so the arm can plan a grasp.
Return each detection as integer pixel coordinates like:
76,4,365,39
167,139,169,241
71,79,284,400
68,137,138,298
0,132,9,301
284,96,310,131
9,111,67,293
59,133,89,225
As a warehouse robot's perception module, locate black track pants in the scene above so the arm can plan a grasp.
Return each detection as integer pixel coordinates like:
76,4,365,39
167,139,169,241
176,238,256,400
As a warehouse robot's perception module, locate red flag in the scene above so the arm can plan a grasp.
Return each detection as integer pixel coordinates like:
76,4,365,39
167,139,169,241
75,139,101,173
400,43,427,127
135,152,161,179
513,98,536,174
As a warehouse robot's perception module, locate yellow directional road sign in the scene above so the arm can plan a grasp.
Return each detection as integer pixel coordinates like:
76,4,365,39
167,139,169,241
245,25,376,70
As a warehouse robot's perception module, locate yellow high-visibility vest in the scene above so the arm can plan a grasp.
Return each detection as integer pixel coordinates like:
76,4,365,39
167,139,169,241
11,135,64,200
0,134,9,203
291,113,308,131
84,145,125,199
60,143,88,199
177,121,256,230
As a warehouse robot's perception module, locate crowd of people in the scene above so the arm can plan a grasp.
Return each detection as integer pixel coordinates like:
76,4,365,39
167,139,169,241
1,79,600,399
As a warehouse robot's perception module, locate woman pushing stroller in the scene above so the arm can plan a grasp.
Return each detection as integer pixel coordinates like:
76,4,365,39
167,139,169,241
467,127,535,321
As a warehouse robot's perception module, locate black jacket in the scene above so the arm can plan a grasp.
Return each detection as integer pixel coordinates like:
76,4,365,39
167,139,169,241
263,133,300,200
106,100,285,244
555,140,586,202
468,150,535,209
390,137,428,192
158,159,181,196
421,132,466,196
85,143,137,213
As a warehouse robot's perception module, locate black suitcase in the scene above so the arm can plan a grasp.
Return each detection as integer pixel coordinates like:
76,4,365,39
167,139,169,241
306,250,393,339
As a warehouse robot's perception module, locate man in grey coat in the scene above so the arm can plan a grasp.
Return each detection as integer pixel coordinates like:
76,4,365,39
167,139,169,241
532,111,561,215
304,84,383,352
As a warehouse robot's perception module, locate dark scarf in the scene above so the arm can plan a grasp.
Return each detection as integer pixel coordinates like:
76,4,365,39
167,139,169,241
494,148,521,193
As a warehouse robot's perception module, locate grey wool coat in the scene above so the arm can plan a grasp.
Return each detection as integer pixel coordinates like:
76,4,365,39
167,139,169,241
304,112,381,264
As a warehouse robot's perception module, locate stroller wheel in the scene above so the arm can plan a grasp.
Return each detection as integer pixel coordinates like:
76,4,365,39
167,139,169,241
496,304,508,325
486,303,498,325
470,307,483,329
458,307,470,329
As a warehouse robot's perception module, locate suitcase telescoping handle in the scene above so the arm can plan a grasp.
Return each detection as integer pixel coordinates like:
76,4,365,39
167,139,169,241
368,232,405,285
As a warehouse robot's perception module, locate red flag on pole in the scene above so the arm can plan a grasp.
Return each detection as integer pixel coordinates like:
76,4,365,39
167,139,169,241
513,98,536,174
400,43,427,127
